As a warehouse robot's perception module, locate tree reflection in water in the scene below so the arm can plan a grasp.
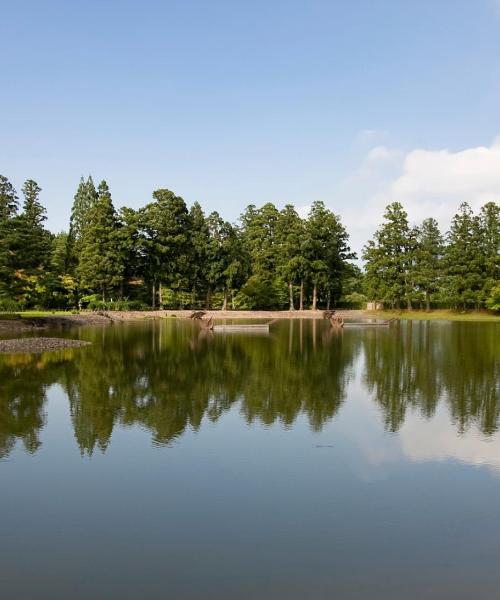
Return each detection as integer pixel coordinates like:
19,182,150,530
0,319,498,458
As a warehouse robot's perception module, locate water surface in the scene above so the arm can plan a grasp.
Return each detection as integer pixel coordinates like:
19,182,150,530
1,319,499,599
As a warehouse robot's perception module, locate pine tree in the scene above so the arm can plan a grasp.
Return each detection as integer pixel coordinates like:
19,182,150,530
76,180,124,301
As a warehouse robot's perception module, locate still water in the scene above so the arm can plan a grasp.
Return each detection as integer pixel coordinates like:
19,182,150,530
1,319,499,599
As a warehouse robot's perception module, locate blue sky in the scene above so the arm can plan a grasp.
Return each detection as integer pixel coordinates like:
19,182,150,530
2,0,500,252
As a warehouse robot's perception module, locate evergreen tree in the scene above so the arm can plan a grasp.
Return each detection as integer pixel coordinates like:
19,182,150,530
188,202,210,305
0,176,19,301
362,202,412,309
69,176,98,242
76,180,124,301
304,201,354,310
239,203,282,308
479,202,500,301
219,221,246,309
21,180,46,225
0,175,19,220
139,189,192,307
68,176,98,272
444,203,484,309
276,205,306,310
17,179,51,271
413,218,444,310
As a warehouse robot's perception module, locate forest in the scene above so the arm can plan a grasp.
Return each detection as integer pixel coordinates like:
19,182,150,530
0,173,498,312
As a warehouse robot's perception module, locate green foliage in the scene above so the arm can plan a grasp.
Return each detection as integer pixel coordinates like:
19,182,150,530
486,284,500,312
443,203,484,309
362,202,413,309
76,181,124,301
0,170,497,311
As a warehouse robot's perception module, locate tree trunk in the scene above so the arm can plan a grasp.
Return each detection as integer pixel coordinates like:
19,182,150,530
299,280,304,311
222,289,228,311
159,282,163,310
206,286,212,309
326,290,331,311
312,283,318,311
425,292,430,312
406,295,412,310
152,281,156,309
288,282,295,311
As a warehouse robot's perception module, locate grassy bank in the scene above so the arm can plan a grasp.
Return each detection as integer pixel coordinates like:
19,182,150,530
366,309,500,322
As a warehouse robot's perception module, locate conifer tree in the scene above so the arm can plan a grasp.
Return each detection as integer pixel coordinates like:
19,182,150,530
413,218,444,310
362,202,412,309
479,202,500,301
0,175,19,221
0,176,19,301
188,202,210,305
444,203,484,309
17,179,51,271
304,201,354,310
140,189,192,307
276,205,306,310
76,180,123,301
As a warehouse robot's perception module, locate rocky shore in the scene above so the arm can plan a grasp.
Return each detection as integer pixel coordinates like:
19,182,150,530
0,337,91,354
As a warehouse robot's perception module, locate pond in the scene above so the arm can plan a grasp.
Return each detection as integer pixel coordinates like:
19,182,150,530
1,319,499,599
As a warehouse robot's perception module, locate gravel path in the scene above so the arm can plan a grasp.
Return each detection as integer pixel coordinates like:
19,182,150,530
0,337,91,354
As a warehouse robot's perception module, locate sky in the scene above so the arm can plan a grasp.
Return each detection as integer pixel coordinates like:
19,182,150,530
2,0,500,255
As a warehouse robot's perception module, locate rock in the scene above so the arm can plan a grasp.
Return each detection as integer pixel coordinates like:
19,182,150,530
0,337,91,354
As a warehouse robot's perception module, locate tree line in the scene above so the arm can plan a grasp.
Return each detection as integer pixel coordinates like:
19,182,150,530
363,201,499,311
0,174,355,310
0,173,498,311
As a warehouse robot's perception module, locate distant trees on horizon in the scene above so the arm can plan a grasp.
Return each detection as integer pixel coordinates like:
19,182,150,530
0,173,498,311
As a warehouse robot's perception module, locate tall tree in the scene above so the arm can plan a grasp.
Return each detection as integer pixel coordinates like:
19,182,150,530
413,218,444,310
139,189,192,307
0,175,19,221
76,180,124,301
363,202,412,309
276,205,306,310
304,201,354,310
479,202,500,302
0,176,19,301
444,202,484,309
188,202,210,305
17,179,51,270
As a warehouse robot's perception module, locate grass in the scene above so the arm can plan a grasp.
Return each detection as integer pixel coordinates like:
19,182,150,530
365,309,500,322
0,310,77,320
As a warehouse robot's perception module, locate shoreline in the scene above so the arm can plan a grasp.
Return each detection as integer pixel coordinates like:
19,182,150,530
1,308,498,336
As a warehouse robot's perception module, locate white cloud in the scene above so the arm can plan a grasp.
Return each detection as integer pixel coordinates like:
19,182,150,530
339,138,500,258
366,145,399,164
392,142,500,199
399,406,500,476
